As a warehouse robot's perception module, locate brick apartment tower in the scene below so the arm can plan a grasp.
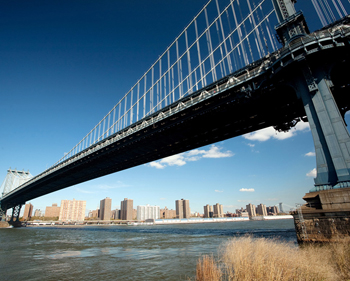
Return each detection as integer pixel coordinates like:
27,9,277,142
121,198,133,220
176,199,190,219
59,199,86,221
23,203,33,220
100,197,112,220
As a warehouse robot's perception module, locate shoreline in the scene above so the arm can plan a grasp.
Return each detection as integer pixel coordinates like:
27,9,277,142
18,215,293,227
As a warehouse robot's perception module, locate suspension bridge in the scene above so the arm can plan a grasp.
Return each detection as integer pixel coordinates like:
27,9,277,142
1,0,350,222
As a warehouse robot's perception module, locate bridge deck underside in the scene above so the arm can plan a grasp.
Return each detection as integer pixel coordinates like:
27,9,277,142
3,35,350,208
3,81,306,207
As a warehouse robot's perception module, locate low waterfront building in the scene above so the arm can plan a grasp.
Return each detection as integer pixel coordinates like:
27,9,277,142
137,205,160,221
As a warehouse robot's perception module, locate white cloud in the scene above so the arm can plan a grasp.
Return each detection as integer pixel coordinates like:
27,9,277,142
306,168,317,178
148,145,234,169
215,190,223,193
149,161,165,169
305,152,315,157
202,145,234,158
160,154,186,166
243,122,310,142
239,188,255,192
247,143,255,147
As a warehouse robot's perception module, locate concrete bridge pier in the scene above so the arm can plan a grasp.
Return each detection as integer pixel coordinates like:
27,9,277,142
292,59,350,242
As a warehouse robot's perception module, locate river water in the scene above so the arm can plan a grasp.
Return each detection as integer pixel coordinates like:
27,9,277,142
0,219,296,280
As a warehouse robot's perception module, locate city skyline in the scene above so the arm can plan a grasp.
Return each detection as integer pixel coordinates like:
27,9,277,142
24,196,284,219
1,1,350,215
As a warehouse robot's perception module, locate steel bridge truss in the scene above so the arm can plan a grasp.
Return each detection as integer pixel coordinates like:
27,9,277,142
0,169,33,198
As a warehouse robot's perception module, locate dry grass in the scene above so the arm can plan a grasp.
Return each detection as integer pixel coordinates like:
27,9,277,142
195,236,350,281
195,255,222,281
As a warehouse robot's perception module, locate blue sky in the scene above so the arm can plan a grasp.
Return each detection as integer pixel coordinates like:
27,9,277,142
1,0,349,215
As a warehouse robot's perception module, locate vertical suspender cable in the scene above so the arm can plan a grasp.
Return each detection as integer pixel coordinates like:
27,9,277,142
311,0,327,26
237,0,254,64
323,0,336,21
185,30,193,94
167,50,172,104
130,89,133,125
216,0,233,74
318,0,332,24
195,19,206,87
336,0,347,16
143,75,147,117
159,58,162,109
205,8,217,83
137,83,140,121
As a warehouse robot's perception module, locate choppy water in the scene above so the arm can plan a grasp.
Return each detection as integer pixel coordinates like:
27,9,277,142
0,219,296,280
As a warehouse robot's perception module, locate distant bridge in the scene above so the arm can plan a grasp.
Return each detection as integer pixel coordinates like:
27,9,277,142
2,0,350,221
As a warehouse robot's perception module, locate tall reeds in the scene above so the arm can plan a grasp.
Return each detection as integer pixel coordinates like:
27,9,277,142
195,236,350,280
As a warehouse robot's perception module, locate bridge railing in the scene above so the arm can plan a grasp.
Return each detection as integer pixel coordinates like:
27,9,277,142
54,0,280,166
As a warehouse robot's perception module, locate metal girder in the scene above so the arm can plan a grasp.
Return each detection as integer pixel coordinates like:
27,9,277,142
1,169,33,197
10,204,22,222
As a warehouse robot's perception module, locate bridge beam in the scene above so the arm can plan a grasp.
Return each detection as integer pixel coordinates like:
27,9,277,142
9,204,22,223
294,62,350,191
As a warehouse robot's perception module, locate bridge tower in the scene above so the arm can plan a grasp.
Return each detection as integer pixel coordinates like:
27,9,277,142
273,0,350,191
273,0,350,242
0,169,32,222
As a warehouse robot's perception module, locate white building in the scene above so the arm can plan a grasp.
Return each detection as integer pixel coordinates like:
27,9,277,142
137,205,160,221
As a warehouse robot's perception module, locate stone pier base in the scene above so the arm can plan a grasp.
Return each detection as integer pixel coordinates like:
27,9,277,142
0,221,10,228
293,210,350,243
293,187,350,243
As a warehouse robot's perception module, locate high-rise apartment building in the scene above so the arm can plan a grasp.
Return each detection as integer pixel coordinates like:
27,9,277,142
203,204,214,218
34,209,42,217
111,209,120,219
120,198,133,220
133,209,137,220
100,197,112,220
160,207,176,219
176,199,190,219
88,209,99,219
257,204,267,216
213,203,224,218
267,206,279,215
23,203,33,220
45,203,61,218
59,199,86,221
246,203,256,217
137,205,160,220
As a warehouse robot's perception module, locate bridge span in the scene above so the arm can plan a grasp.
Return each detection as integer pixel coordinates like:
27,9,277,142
1,0,350,222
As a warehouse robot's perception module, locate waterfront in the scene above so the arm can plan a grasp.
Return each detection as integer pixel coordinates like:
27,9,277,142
0,219,296,280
